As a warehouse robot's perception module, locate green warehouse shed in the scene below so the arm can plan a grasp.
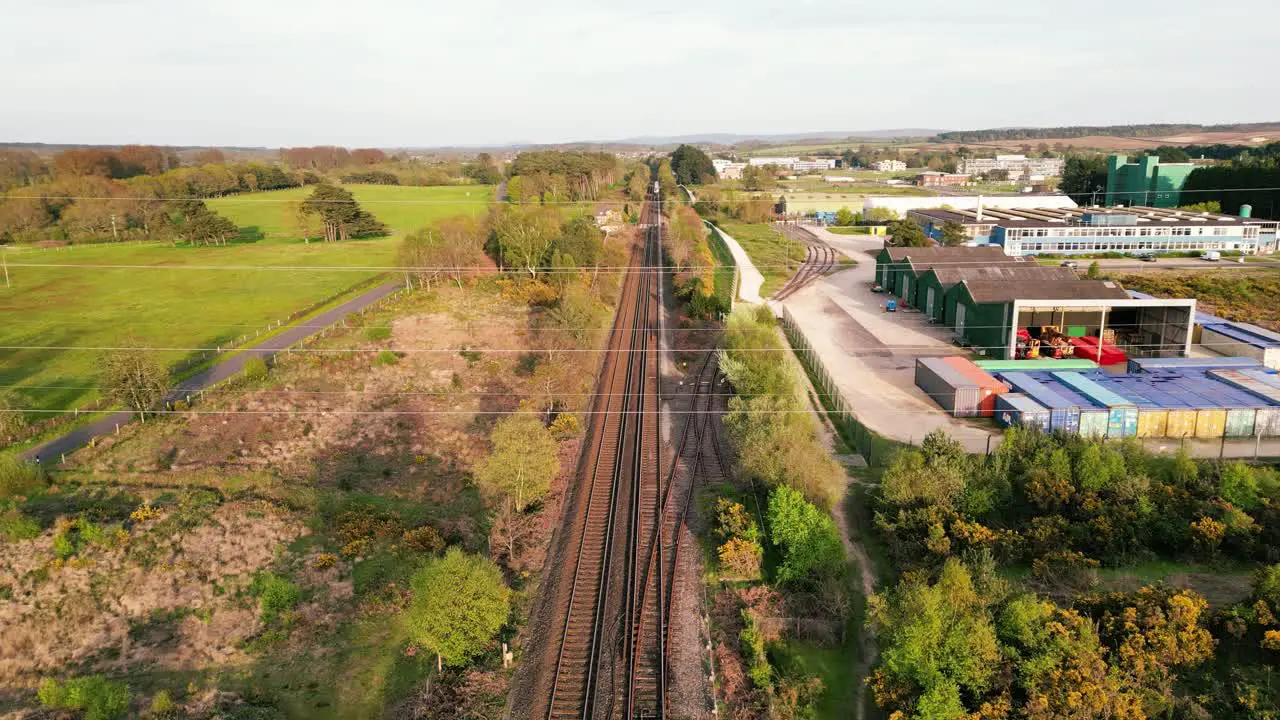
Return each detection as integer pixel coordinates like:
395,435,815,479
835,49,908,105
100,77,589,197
915,265,1077,322
874,246,1015,310
1105,155,1196,208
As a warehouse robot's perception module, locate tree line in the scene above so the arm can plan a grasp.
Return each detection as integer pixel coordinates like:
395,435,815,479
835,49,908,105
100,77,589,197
505,150,622,202
868,426,1280,717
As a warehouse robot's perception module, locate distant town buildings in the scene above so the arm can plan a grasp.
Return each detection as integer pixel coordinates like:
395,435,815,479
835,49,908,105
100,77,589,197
871,160,907,172
959,154,1065,180
742,157,836,172
748,156,799,167
1105,154,1196,208
712,158,747,180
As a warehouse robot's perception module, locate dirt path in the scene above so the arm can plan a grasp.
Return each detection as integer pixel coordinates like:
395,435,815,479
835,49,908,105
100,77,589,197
781,325,881,720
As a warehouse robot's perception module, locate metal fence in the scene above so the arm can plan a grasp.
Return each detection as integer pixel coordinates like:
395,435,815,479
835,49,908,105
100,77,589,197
779,306,905,467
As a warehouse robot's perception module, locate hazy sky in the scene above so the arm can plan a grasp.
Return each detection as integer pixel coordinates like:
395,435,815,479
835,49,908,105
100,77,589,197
3,0,1278,147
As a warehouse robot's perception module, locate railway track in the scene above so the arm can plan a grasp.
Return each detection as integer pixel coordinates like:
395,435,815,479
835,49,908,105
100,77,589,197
774,226,838,301
539,186,729,720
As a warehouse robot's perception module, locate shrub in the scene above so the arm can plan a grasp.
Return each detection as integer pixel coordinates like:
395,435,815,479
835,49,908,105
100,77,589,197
402,525,446,554
549,413,582,439
149,689,176,716
0,509,40,541
0,457,44,500
767,486,845,587
718,538,763,580
365,326,392,342
53,531,76,560
251,572,301,624
242,356,270,382
375,350,400,366
312,553,338,570
39,676,132,720
129,503,162,523
406,548,511,667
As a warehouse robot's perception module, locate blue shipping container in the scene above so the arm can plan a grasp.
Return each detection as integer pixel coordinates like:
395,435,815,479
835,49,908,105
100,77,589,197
1052,372,1139,438
995,393,1051,432
998,372,1081,434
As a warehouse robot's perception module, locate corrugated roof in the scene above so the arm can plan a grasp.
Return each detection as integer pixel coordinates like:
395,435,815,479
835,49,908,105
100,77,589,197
930,264,1076,287
883,246,1011,262
960,278,1133,303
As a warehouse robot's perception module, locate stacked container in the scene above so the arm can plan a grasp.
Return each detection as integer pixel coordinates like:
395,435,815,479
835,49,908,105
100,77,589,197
941,357,1009,418
1035,376,1109,438
1090,374,1169,438
998,372,1081,434
995,393,1051,432
915,358,983,417
1127,356,1262,374
1052,371,1139,438
975,359,1099,372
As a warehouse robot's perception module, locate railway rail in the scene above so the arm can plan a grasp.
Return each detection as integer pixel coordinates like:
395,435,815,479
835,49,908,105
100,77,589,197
538,186,728,719
774,226,838,301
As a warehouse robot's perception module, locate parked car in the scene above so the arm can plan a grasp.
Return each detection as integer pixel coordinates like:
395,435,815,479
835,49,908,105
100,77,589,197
1060,260,1079,269
1138,253,1158,262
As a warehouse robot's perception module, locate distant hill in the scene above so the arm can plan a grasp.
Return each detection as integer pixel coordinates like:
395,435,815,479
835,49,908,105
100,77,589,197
614,129,948,146
935,123,1280,144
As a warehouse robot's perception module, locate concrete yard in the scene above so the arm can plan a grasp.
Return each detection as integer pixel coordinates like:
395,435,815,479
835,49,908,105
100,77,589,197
777,225,1001,453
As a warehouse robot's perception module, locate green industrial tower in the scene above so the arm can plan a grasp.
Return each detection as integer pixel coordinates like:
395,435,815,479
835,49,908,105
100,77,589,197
1105,155,1195,208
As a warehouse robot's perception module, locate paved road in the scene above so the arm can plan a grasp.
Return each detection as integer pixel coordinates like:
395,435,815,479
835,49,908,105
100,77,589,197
1091,257,1280,271
22,280,402,464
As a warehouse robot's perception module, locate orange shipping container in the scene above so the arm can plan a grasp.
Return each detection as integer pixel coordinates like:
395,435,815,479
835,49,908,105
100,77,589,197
941,356,1009,418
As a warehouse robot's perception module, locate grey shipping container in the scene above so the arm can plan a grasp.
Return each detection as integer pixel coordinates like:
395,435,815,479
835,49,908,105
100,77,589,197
1127,356,1262,373
999,372,1082,434
995,393,1051,432
915,358,982,417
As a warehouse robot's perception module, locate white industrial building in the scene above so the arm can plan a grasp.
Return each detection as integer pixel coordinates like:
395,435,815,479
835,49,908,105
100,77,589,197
749,156,799,167
863,194,1078,219
712,158,747,180
960,154,1065,179
871,160,907,172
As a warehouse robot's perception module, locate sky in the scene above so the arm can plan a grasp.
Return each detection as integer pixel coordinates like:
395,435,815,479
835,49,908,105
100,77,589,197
2,0,1279,148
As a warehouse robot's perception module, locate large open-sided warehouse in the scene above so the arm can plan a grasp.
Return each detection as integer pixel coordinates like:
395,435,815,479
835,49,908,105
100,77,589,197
876,247,1196,360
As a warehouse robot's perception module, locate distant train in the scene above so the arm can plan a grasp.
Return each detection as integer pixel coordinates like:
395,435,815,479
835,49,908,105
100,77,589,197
653,181,660,194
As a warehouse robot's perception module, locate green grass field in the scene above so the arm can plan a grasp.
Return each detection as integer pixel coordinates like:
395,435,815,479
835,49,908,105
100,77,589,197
208,184,495,238
717,220,805,296
0,238,398,417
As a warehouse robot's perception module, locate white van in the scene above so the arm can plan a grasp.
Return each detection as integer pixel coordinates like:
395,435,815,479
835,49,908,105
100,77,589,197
1202,251,1221,262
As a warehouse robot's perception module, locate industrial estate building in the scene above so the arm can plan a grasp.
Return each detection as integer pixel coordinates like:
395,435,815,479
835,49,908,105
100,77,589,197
959,154,1065,180
1105,154,1195,207
905,205,1278,255
862,193,1078,219
712,158,747,179
874,246,1196,360
871,160,906,172
916,171,971,187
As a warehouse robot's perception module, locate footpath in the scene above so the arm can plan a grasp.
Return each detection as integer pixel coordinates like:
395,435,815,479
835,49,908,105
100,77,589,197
23,280,403,464
707,223,765,304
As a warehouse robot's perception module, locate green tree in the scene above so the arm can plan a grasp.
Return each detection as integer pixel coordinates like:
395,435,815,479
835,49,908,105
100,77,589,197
554,215,604,268
888,219,928,247
656,159,677,200
406,548,511,668
492,205,561,277
473,415,559,512
833,206,856,227
670,144,718,185
1060,154,1108,204
767,486,844,586
302,183,388,241
1086,260,1101,279
98,349,169,419
626,166,650,201
170,200,238,246
741,164,777,191
868,560,1001,718
1180,200,1222,213
939,220,967,246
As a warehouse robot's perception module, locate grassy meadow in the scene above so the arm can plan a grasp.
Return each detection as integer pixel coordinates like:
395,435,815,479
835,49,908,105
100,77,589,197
717,220,805,296
208,184,495,238
0,237,399,416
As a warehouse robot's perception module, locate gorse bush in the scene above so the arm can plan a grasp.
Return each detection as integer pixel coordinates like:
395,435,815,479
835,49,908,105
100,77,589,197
39,675,132,720
251,572,301,624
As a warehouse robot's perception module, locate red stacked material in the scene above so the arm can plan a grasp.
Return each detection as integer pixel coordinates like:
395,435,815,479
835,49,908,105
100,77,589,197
941,356,1010,417
1069,336,1127,365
